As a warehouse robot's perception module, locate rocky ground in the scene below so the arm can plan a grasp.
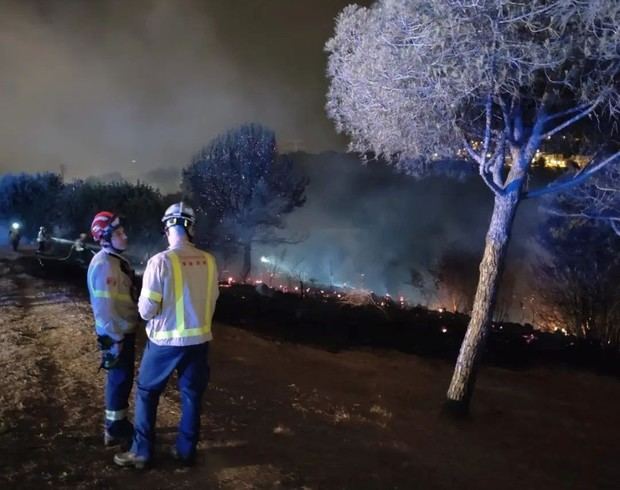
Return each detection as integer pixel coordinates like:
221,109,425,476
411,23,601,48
1,250,619,489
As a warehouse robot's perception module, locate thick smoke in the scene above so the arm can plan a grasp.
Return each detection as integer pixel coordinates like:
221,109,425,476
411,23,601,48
0,0,359,178
254,152,544,308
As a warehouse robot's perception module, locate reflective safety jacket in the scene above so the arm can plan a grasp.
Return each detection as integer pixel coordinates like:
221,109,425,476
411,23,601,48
87,249,140,341
138,241,219,347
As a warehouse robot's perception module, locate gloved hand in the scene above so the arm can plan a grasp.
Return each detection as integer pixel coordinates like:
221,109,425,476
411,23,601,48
97,335,123,370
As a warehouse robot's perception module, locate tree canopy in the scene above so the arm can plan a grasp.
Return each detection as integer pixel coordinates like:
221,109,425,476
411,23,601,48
326,0,620,184
0,173,63,237
182,123,308,279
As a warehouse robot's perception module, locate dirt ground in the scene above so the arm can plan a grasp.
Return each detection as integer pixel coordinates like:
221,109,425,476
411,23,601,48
1,252,620,489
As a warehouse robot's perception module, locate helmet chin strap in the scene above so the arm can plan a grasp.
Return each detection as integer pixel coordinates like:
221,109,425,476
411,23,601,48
101,231,125,254
102,241,126,254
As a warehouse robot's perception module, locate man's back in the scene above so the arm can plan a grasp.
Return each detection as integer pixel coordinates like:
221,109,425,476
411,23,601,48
139,241,219,346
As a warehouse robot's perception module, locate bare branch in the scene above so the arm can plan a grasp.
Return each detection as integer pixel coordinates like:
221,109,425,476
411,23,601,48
481,91,493,167
524,151,620,199
479,150,507,197
542,103,599,140
498,97,514,144
462,137,483,164
544,102,595,123
543,206,620,237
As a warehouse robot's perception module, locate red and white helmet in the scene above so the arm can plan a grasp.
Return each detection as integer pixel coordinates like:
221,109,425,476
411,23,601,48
90,211,120,243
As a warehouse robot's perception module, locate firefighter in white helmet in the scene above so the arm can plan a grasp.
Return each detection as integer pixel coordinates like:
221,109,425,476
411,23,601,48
115,202,219,469
87,211,140,447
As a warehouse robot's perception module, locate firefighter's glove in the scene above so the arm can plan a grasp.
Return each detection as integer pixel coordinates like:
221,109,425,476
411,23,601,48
97,335,123,370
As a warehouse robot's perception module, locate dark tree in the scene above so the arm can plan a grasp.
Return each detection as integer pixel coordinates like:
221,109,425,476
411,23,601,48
59,180,166,255
545,162,620,236
182,124,308,281
535,202,620,346
431,248,479,314
0,173,63,238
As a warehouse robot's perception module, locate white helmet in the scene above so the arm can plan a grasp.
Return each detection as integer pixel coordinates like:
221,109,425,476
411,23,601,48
162,202,196,235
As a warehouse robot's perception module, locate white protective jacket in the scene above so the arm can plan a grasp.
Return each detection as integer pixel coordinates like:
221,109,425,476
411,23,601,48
138,241,219,346
87,249,140,341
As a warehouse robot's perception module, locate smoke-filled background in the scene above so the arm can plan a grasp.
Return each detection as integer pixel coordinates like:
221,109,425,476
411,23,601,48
0,0,370,181
254,153,543,305
0,0,548,321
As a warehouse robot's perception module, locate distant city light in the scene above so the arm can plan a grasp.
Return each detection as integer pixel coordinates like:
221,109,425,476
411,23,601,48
260,256,271,264
11,222,20,230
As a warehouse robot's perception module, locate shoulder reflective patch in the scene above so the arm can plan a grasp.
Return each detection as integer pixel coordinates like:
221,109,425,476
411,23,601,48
141,288,162,302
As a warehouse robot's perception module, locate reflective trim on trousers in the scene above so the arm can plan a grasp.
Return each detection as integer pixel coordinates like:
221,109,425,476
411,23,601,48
105,408,128,421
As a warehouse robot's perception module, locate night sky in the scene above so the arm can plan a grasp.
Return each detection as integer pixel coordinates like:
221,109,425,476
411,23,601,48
0,0,369,179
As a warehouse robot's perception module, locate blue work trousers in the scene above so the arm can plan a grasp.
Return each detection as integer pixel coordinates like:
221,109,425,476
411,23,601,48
131,340,210,461
104,334,135,437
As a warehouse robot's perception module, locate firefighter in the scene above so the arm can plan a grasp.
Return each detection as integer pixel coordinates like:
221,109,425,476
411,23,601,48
36,226,49,253
114,202,219,469
72,232,92,264
87,212,140,447
8,223,21,251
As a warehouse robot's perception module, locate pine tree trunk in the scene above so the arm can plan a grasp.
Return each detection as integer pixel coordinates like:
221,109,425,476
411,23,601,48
241,242,252,283
445,191,521,414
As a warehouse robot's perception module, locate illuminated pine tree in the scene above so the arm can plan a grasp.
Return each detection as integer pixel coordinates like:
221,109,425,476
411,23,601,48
326,0,620,412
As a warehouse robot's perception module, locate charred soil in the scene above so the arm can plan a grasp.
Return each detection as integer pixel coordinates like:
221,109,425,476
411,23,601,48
1,254,619,489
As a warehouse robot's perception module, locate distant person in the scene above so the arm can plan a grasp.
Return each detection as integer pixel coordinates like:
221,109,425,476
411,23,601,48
73,232,87,252
72,232,92,263
8,223,21,252
87,212,140,448
114,202,219,469
36,226,50,253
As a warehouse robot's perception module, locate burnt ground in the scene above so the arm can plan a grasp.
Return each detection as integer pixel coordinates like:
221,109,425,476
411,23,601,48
1,250,620,489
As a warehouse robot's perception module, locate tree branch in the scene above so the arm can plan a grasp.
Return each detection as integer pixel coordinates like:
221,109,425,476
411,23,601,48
480,167,506,196
544,102,595,123
462,137,482,164
542,103,598,139
479,149,506,197
543,207,620,236
498,97,514,144
524,151,620,199
481,92,493,167
491,132,506,186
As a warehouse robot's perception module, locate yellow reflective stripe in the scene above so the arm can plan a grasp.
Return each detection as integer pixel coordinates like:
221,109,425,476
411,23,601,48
91,290,133,302
142,288,162,302
169,252,185,331
204,252,215,334
150,326,211,340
